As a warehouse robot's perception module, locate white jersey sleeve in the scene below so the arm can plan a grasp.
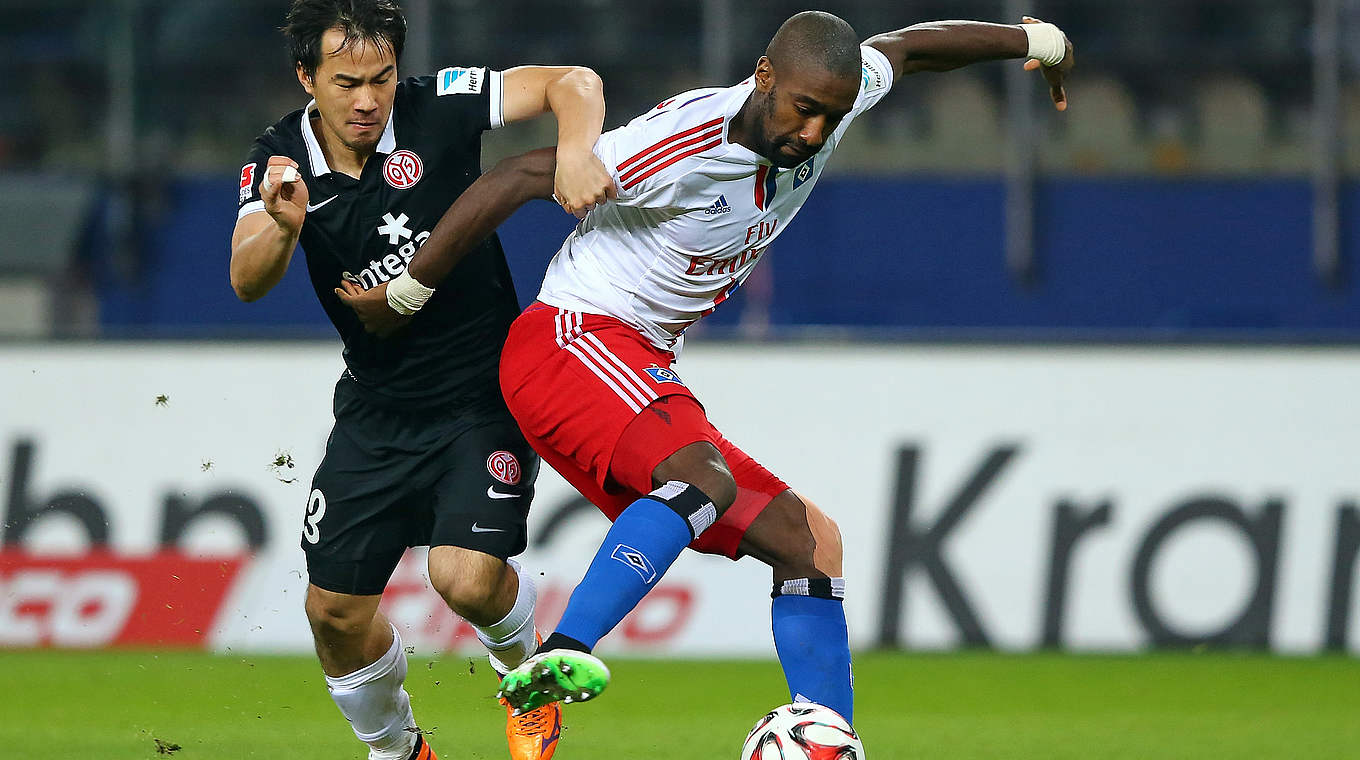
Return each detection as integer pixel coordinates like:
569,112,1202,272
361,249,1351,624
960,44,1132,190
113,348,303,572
592,89,729,210
851,45,895,119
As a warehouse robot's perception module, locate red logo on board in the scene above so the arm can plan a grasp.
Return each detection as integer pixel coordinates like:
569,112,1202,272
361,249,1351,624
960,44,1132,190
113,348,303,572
487,451,521,485
383,150,423,189
0,550,248,648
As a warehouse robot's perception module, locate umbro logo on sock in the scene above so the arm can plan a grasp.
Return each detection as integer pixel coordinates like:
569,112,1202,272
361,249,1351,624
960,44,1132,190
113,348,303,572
704,194,731,215
611,544,658,584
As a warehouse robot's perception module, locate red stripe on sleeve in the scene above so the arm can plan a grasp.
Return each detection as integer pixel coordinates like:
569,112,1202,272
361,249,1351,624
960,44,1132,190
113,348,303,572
618,117,725,172
622,139,723,190
619,126,723,186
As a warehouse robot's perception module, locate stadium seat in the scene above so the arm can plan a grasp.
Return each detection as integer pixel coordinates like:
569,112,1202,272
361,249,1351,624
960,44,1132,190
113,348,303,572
1341,84,1360,174
1042,75,1145,173
917,74,1004,172
1193,75,1271,173
0,176,95,337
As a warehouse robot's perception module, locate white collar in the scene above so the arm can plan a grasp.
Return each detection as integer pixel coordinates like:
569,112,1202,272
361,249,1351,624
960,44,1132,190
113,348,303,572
299,99,397,175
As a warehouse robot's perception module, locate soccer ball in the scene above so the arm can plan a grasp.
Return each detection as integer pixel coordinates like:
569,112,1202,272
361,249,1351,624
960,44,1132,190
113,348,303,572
740,703,864,759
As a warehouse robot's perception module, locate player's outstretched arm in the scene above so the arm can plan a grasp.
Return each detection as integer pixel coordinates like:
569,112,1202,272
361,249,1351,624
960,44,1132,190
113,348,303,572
865,16,1073,110
335,147,557,337
410,147,556,285
501,66,616,217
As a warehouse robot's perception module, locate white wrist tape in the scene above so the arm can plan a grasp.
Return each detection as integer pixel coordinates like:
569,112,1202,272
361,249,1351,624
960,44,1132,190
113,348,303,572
386,269,435,315
1023,22,1067,67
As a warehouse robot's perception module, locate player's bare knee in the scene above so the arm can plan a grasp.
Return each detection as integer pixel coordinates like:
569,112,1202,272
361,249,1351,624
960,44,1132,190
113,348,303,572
430,569,501,622
305,587,376,643
427,547,511,625
653,441,737,514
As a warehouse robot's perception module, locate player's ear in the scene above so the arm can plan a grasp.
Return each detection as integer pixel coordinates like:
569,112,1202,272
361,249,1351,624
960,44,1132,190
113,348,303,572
753,56,775,93
296,64,316,96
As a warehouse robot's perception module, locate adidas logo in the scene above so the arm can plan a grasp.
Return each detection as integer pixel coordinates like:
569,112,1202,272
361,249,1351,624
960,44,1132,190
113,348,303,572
704,195,732,215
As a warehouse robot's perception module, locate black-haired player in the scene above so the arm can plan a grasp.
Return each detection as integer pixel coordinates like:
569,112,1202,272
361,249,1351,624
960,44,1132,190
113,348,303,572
229,2,613,759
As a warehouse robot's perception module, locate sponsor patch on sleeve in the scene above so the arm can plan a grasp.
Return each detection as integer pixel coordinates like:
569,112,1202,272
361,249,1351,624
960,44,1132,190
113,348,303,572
436,66,486,96
239,163,256,203
859,45,892,97
644,366,685,386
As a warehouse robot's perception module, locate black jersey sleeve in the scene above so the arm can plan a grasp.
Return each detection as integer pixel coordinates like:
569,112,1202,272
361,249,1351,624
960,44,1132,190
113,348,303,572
405,66,504,141
236,134,276,220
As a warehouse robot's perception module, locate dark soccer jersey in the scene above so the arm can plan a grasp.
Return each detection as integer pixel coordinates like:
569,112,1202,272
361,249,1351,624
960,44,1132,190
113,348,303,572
237,66,519,408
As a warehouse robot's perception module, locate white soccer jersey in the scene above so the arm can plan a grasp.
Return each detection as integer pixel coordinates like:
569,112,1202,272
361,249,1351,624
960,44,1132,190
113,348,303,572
538,45,895,350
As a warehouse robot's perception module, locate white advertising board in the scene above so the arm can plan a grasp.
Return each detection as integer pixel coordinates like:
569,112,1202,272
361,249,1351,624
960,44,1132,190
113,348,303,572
1,342,1357,655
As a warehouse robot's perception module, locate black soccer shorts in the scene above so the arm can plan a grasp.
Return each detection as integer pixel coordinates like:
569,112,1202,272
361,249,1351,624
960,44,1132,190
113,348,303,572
302,374,539,595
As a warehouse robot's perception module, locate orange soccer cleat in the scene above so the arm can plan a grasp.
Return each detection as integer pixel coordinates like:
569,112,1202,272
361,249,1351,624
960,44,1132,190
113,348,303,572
500,697,562,760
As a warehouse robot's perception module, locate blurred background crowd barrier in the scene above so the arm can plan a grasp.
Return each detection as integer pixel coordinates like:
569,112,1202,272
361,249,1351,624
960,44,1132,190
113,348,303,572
0,0,1356,339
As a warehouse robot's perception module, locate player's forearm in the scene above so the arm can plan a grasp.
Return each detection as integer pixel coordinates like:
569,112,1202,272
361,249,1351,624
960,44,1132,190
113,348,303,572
407,148,556,286
545,67,605,156
867,21,1028,76
230,221,299,302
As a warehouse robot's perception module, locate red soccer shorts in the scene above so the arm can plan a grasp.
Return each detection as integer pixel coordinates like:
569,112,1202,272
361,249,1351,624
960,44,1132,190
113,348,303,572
499,302,789,558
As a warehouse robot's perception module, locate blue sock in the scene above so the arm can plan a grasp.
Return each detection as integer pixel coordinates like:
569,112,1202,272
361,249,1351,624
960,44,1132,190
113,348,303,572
554,492,700,649
771,582,854,724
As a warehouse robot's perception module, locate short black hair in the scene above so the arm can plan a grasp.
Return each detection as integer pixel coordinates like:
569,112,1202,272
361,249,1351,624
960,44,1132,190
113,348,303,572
284,0,407,79
766,11,860,81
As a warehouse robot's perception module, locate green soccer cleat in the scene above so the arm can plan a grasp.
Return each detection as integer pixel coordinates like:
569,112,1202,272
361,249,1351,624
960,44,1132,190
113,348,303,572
497,649,611,715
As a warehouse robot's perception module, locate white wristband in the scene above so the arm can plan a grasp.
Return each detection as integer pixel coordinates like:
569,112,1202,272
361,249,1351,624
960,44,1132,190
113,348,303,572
1022,22,1067,67
386,269,435,315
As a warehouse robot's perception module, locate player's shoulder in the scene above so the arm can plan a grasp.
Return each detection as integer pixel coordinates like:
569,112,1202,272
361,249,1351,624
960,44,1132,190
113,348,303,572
602,88,739,199
401,65,493,102
624,86,730,132
250,108,306,159
607,85,732,160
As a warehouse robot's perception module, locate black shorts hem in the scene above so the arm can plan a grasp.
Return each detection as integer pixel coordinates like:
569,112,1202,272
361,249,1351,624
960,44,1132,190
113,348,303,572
305,548,406,596
428,530,527,561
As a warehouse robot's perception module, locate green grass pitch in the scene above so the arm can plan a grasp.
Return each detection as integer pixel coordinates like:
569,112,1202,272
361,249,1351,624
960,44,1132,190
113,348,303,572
1,650,1356,759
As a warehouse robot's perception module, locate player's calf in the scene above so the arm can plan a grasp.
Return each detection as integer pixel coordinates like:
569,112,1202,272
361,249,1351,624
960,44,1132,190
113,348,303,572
741,492,854,724
741,490,843,578
304,585,390,675
431,551,561,758
500,478,724,712
429,551,540,673
550,478,722,651
322,621,428,760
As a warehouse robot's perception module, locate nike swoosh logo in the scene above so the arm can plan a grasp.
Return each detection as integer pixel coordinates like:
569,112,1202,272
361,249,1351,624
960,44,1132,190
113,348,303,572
470,523,506,533
306,196,338,212
486,486,519,500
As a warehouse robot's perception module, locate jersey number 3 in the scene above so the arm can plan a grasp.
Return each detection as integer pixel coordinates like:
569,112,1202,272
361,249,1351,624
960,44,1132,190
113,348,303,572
303,489,327,544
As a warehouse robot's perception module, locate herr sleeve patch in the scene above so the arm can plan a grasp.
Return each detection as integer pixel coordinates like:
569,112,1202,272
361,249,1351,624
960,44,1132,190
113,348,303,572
859,45,894,98
436,66,487,96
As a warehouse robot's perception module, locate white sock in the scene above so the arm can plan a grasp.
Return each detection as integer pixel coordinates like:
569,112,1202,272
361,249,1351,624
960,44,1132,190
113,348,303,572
476,558,538,673
324,624,418,760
